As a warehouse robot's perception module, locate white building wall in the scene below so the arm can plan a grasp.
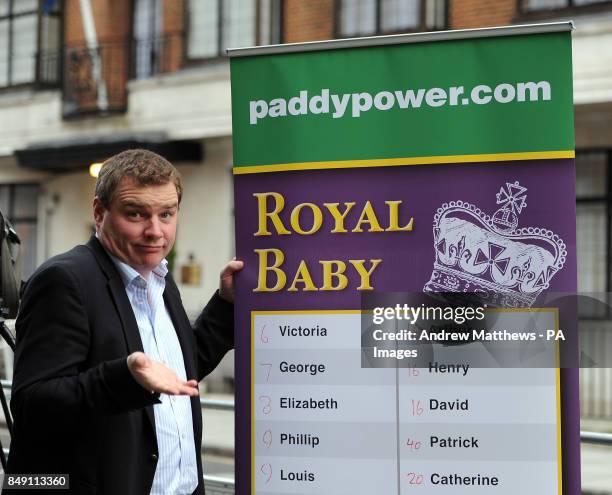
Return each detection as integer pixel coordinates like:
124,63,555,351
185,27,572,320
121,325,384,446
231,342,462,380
40,171,97,259
174,137,235,388
572,16,612,104
174,137,235,316
0,66,231,156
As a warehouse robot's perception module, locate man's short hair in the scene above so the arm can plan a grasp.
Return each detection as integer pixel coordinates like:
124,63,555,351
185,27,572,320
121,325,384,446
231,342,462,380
95,149,183,207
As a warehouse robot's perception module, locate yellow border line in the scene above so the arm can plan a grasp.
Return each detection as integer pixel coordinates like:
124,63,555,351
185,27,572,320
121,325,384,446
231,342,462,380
554,308,563,495
250,311,255,495
234,150,575,175
490,307,563,494
557,364,563,495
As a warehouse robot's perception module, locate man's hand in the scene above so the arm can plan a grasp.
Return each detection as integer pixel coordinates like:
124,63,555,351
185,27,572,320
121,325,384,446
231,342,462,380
218,259,244,303
127,352,199,396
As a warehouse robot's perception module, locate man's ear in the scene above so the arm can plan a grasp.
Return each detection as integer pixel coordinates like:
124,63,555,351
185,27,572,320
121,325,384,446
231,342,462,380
92,197,106,229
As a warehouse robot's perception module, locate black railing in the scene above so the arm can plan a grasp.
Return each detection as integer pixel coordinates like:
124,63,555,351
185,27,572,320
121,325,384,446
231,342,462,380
131,35,184,80
62,41,129,118
0,50,61,90
37,50,62,88
62,34,184,118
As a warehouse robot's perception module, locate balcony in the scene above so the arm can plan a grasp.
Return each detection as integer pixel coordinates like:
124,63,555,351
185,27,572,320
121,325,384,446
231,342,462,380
62,34,184,119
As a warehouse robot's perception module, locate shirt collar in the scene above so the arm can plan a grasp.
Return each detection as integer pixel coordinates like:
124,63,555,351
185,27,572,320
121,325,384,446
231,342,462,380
96,233,168,287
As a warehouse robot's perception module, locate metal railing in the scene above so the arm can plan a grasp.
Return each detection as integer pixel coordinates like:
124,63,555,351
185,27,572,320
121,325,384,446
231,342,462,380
2,34,184,117
581,430,612,446
0,381,235,413
202,474,235,494
62,35,184,118
62,41,129,117
0,380,235,490
0,50,61,90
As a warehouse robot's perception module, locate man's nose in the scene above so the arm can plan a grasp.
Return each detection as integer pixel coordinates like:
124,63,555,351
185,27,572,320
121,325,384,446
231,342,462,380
144,216,163,238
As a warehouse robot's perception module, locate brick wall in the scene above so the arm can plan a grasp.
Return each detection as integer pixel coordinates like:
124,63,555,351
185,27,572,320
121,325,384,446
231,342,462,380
450,0,517,29
162,0,184,73
576,102,612,149
283,0,335,43
64,0,131,45
281,1,521,42
63,0,85,45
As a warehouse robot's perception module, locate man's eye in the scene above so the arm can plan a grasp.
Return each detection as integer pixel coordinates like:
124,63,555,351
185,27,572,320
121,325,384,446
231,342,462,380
127,211,142,219
161,211,175,219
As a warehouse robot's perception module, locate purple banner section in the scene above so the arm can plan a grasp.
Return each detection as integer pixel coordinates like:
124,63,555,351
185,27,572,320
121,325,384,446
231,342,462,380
233,158,579,495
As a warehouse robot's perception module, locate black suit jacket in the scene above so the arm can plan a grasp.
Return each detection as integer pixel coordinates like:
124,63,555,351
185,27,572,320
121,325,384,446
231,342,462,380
7,237,234,494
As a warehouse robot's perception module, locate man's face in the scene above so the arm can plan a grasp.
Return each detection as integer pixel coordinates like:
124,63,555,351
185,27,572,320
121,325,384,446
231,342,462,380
93,177,179,278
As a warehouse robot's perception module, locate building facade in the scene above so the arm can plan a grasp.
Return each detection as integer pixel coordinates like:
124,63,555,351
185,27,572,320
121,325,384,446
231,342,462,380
1,0,612,400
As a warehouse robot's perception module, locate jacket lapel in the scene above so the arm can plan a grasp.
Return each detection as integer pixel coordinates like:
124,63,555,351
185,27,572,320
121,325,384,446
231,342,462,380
85,236,156,432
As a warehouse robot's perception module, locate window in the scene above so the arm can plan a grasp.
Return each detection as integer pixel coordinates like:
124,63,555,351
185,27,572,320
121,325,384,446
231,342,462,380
0,184,39,279
133,0,163,79
576,151,608,295
187,0,282,60
575,151,612,318
338,0,446,38
521,0,611,11
0,0,61,88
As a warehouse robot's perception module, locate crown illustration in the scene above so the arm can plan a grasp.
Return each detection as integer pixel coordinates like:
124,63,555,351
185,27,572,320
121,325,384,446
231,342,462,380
423,181,567,307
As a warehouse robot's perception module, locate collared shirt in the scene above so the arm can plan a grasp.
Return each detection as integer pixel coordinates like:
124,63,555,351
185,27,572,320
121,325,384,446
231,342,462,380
110,255,198,495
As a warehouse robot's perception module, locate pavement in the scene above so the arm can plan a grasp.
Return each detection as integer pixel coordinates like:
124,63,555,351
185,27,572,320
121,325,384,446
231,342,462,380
200,394,235,479
581,419,612,494
582,444,612,494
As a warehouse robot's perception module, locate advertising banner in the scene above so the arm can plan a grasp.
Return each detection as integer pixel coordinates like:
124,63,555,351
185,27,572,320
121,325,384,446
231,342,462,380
229,23,578,495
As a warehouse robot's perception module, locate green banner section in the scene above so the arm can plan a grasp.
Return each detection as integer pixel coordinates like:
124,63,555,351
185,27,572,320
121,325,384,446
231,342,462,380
230,32,574,169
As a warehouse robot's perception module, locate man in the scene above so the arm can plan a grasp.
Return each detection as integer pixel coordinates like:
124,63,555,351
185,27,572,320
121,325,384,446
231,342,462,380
7,149,242,494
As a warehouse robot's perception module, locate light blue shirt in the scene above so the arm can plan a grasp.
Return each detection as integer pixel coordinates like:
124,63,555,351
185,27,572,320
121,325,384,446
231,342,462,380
110,255,198,495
